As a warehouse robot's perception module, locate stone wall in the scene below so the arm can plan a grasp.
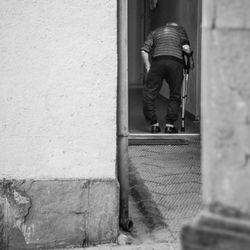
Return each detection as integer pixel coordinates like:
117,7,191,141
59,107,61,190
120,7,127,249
0,0,119,248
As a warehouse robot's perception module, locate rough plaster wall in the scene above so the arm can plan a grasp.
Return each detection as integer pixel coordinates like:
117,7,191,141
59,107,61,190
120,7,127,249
202,0,250,215
0,0,117,179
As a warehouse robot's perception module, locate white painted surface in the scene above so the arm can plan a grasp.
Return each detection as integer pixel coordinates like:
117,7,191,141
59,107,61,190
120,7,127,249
0,0,117,179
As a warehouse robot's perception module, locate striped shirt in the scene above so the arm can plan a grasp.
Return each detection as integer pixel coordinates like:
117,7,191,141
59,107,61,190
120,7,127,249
141,23,190,63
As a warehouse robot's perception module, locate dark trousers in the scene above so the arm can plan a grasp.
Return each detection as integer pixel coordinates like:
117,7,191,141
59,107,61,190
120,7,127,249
143,58,184,125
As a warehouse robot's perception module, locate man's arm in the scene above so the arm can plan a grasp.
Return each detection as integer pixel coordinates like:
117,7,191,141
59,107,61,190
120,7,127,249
140,32,154,73
141,50,151,73
179,26,194,70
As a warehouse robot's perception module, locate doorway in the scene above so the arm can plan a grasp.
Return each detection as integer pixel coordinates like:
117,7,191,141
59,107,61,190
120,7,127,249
128,0,201,135
118,0,203,245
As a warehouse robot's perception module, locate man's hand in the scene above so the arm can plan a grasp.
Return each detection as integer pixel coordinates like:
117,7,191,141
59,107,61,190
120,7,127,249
145,63,151,73
141,50,151,74
182,44,191,54
182,44,194,71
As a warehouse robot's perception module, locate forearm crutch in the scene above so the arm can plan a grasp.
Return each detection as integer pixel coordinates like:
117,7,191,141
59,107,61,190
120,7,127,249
181,52,191,132
181,69,189,132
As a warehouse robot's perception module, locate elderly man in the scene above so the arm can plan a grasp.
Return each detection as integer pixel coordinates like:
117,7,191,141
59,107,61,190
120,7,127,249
141,22,194,133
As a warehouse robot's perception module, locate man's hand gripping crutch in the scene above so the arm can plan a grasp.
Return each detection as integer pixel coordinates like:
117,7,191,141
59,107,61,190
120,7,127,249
181,45,194,132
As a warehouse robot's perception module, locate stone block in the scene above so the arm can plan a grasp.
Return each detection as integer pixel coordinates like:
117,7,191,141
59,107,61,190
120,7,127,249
0,178,119,249
87,180,119,244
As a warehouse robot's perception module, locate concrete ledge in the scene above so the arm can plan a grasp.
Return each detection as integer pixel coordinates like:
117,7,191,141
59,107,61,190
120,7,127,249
181,211,250,250
0,178,119,249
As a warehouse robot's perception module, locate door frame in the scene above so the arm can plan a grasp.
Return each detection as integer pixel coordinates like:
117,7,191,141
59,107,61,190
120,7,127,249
127,0,202,136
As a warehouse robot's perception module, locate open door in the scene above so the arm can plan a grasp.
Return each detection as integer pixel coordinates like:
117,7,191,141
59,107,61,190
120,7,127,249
128,0,201,135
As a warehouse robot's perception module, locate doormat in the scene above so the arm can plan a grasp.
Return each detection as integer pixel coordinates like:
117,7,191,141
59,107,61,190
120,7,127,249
128,138,188,146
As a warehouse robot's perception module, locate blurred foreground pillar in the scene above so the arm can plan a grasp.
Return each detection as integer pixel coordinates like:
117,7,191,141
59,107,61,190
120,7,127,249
181,0,250,249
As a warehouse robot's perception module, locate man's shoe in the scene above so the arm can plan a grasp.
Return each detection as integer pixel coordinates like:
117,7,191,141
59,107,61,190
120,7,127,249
151,125,161,134
165,126,178,134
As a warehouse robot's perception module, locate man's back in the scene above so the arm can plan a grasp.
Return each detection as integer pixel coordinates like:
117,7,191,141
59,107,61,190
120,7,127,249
141,23,189,62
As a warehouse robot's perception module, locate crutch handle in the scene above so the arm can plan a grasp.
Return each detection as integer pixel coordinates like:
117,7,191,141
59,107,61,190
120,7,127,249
183,51,193,74
181,66,189,133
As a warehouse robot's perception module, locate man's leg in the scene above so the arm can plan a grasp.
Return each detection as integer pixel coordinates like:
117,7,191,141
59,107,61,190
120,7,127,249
165,61,183,131
143,61,164,125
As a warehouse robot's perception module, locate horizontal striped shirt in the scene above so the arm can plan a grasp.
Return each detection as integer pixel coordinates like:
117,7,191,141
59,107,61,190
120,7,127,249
141,24,190,63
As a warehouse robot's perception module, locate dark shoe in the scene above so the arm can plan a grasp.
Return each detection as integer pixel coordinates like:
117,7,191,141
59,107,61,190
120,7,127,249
165,126,178,134
151,125,161,134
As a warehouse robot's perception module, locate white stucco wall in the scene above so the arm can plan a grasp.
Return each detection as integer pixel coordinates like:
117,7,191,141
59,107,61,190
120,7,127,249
0,0,117,179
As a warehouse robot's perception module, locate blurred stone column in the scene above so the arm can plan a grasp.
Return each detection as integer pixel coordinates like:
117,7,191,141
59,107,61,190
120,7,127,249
181,0,250,249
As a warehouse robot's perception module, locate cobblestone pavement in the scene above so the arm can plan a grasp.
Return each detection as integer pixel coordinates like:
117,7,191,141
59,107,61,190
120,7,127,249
128,136,202,248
